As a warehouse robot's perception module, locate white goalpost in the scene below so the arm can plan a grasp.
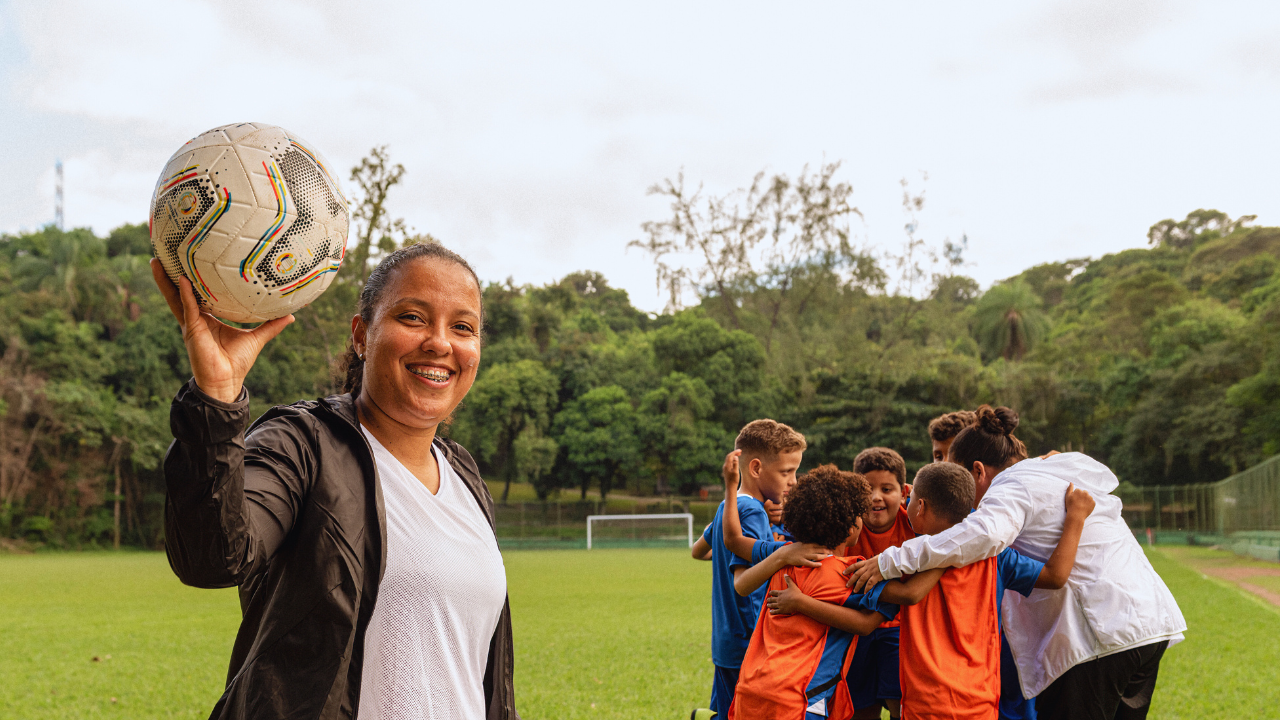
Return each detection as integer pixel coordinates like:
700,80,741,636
585,513,694,550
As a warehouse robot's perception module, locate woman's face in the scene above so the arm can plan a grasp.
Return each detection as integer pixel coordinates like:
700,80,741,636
353,257,483,429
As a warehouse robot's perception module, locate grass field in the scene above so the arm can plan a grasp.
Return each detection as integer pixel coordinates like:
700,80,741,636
1,547,1278,719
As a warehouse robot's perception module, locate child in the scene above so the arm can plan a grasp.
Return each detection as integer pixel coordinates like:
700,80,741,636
727,465,901,720
844,447,914,720
699,419,811,716
927,410,976,462
924,411,1037,720
766,498,793,542
879,463,1092,720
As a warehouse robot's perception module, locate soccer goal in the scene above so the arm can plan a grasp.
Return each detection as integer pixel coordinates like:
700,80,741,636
585,513,694,550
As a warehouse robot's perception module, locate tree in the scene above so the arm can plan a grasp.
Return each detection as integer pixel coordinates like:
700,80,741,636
637,372,728,494
553,385,641,500
650,309,769,428
346,146,408,284
457,360,559,503
630,162,876,344
1147,209,1254,250
971,281,1049,361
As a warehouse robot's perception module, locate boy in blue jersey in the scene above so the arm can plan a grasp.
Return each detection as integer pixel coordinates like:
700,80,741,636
698,419,814,716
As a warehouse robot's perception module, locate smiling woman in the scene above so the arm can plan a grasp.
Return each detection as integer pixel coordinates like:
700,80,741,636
151,242,518,720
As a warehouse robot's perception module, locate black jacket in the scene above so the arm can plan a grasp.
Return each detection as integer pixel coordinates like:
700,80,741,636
164,379,519,720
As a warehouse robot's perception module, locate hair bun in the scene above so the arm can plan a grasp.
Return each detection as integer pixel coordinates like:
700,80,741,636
976,405,1019,436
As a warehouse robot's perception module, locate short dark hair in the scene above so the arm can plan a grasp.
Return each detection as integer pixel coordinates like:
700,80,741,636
782,464,871,549
853,447,906,486
928,410,977,443
736,419,807,458
911,462,975,525
949,405,1028,473
339,240,482,396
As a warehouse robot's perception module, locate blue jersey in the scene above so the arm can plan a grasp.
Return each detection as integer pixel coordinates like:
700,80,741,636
996,547,1044,720
771,523,793,542
703,495,772,668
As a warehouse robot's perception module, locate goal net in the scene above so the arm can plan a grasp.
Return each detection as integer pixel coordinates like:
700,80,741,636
585,513,694,549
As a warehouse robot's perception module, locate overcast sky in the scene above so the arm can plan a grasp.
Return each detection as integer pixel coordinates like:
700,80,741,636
3,0,1278,311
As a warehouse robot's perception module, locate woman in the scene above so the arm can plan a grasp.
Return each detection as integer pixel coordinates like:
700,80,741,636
152,243,518,720
847,406,1185,720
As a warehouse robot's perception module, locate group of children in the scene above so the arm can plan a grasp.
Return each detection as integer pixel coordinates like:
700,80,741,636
690,412,1096,720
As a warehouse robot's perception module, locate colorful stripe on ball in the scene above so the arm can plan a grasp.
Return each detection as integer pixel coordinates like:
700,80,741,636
185,187,230,302
279,262,340,297
240,160,290,282
161,165,199,192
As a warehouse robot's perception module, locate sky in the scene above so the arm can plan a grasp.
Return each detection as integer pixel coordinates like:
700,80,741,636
2,0,1279,312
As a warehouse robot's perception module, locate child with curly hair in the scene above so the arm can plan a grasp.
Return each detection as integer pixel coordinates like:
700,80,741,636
726,465,901,720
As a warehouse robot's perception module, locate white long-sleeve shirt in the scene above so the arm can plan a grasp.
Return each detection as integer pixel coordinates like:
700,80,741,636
877,452,1186,696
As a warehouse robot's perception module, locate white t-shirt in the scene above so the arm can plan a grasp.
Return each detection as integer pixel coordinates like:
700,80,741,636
358,428,507,720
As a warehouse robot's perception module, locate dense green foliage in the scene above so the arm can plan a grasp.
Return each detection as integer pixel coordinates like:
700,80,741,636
2,549,1276,719
3,150,1280,549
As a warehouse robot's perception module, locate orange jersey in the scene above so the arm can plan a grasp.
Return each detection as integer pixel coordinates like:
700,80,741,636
899,557,1001,720
844,505,915,628
729,555,898,720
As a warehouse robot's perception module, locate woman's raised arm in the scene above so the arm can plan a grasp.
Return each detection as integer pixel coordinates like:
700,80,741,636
150,258,293,403
153,259,310,587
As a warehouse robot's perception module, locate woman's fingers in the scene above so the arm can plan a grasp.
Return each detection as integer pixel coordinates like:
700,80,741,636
151,264,292,402
248,314,295,349
150,259,185,326
177,275,204,337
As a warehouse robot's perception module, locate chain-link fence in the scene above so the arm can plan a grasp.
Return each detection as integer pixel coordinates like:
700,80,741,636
1116,454,1280,559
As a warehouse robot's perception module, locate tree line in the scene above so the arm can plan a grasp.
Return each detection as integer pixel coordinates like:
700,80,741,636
2,151,1278,548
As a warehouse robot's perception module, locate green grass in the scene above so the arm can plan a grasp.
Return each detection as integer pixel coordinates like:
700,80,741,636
1,547,1277,719
0,552,239,718
1143,548,1280,719
1244,574,1280,594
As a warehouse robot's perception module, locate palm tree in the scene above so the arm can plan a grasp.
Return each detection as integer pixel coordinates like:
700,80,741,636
972,281,1049,361
12,227,114,322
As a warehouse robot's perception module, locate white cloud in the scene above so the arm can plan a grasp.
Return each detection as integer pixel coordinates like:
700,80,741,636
4,0,1280,310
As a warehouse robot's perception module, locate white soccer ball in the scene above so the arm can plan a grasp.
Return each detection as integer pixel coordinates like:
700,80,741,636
149,122,349,323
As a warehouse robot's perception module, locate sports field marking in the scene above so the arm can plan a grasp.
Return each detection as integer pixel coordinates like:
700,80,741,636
1159,546,1280,608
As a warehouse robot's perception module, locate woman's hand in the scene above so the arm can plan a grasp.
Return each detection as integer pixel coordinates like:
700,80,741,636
845,556,884,592
767,575,807,615
151,259,294,403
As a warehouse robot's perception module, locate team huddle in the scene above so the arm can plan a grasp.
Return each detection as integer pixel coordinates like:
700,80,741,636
690,407,1099,720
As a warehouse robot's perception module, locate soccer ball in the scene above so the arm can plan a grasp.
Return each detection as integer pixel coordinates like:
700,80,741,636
149,122,349,323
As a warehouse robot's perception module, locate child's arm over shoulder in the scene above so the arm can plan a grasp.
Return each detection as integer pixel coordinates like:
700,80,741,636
765,570,898,635
733,542,828,596
1035,482,1096,589
876,567,946,606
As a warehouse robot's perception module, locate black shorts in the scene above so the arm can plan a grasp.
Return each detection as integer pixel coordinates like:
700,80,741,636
1036,641,1168,720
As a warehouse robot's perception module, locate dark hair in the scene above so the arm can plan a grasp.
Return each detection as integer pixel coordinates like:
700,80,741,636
338,241,482,397
853,447,906,486
782,464,871,549
948,405,1027,473
911,462,975,525
928,410,977,442
736,419,807,458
